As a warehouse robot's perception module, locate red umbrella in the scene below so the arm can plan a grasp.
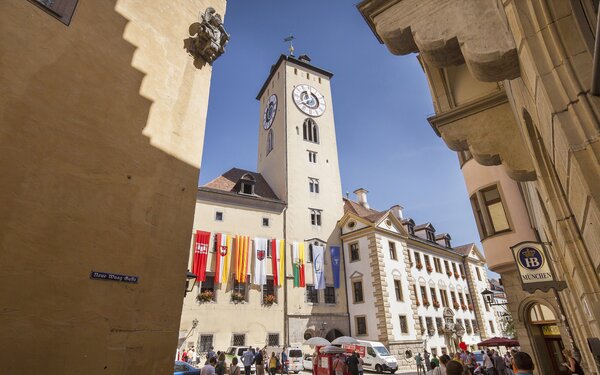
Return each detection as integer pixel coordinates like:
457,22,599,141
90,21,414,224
477,337,519,347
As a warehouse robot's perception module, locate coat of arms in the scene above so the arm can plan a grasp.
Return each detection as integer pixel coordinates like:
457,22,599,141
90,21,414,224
257,249,266,261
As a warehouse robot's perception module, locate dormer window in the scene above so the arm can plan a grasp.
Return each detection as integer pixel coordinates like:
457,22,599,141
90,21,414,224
239,174,256,195
408,225,415,235
444,238,451,248
426,229,435,242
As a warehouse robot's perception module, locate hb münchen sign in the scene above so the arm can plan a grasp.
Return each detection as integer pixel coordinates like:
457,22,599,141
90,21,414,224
510,241,566,293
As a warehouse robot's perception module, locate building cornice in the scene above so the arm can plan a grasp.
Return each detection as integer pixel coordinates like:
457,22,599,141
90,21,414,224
197,187,286,213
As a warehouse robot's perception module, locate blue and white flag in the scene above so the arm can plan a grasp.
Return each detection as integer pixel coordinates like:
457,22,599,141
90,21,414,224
330,246,341,288
312,245,325,290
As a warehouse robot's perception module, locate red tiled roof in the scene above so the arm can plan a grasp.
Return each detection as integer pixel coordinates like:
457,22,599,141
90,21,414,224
203,168,280,200
453,243,474,256
343,198,386,223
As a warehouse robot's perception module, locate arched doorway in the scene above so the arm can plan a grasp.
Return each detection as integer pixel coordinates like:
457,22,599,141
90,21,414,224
325,329,344,342
526,302,568,375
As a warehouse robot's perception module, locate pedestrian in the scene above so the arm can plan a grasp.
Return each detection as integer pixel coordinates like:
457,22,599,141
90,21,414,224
230,357,241,375
183,349,189,363
280,348,288,375
333,354,346,375
464,352,475,374
452,353,462,364
562,349,586,375
216,353,227,375
269,352,278,375
202,357,218,375
206,347,216,365
512,352,534,375
242,347,255,375
493,350,507,375
255,349,265,375
427,362,437,375
510,349,519,375
346,352,360,375
190,347,198,366
425,350,432,371
431,353,440,368
483,350,496,375
433,354,450,375
446,361,465,375
357,353,364,375
503,352,513,375
416,352,426,374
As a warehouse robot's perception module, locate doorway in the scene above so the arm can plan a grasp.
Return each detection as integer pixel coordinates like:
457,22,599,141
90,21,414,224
526,303,569,375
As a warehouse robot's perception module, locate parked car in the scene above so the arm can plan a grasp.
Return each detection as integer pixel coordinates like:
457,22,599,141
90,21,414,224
225,346,256,374
285,347,303,374
302,353,313,371
174,361,200,375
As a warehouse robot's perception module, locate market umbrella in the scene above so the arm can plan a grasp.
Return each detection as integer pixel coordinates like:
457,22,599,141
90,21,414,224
331,336,360,345
319,345,346,354
304,337,331,346
477,337,520,347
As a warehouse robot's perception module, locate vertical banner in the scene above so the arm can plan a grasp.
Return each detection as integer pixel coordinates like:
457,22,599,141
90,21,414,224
312,245,325,290
278,240,285,287
235,235,250,283
253,237,267,285
214,233,229,284
193,230,211,281
270,239,279,286
299,242,306,287
330,246,341,288
292,242,300,287
222,234,231,284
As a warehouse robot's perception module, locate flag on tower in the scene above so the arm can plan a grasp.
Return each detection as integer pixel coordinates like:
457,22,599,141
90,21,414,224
253,237,268,285
270,239,279,285
192,230,211,281
277,239,285,287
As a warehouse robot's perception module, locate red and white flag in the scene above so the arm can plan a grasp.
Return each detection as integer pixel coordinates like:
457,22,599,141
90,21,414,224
193,231,211,281
214,233,231,284
253,238,268,285
270,239,278,285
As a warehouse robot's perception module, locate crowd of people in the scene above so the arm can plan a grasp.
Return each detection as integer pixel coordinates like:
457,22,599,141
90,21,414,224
180,346,291,375
413,348,546,375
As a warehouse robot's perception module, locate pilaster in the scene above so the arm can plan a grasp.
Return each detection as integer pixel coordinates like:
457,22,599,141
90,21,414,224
367,233,394,344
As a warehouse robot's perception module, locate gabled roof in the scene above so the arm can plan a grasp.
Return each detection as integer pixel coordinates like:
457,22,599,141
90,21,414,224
343,198,385,223
202,168,281,201
402,218,415,226
453,243,474,256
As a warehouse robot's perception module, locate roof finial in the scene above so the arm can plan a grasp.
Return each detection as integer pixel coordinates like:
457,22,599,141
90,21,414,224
284,35,295,56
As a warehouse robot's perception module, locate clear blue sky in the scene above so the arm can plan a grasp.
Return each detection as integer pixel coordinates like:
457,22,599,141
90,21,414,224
201,1,486,260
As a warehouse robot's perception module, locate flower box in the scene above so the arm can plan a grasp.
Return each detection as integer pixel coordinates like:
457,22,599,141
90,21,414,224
423,299,430,307
453,302,460,310
446,271,453,277
416,262,423,270
263,294,276,306
426,265,433,273
454,273,460,279
433,300,441,309
461,274,466,279
468,304,474,311
461,303,467,310
231,292,245,304
198,290,214,303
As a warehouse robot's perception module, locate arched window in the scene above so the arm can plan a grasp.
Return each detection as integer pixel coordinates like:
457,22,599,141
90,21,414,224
266,129,274,154
302,118,319,143
239,174,256,195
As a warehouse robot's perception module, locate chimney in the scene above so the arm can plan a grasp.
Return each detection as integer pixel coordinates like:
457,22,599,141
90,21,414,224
353,188,370,209
390,204,404,219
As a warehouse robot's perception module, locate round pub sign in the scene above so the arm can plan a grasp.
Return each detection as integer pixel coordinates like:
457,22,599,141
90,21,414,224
517,247,544,271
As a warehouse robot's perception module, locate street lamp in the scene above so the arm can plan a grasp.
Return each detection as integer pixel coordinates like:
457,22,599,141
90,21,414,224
481,288,508,306
186,270,198,296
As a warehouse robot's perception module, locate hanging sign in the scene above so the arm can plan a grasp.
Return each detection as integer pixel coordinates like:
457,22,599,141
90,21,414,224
510,241,566,293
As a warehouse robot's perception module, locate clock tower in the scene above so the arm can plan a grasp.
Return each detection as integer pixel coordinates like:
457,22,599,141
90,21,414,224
256,54,347,345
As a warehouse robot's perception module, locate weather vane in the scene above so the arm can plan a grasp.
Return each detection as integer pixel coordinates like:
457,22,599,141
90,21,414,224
284,35,295,56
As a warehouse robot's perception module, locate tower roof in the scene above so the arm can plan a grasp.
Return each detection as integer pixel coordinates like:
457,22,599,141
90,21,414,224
256,54,334,100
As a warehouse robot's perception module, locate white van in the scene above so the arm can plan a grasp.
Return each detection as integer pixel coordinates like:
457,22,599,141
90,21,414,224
285,347,303,373
342,340,397,374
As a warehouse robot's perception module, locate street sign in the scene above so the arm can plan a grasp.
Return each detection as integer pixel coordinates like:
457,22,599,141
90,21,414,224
510,241,566,293
90,271,139,284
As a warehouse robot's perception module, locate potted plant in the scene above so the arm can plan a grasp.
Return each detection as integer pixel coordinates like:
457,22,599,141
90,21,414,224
197,290,214,303
461,274,466,280
468,304,474,311
454,273,460,279
446,270,453,277
433,300,441,309
231,292,245,304
263,294,276,306
461,303,467,310
453,301,460,310
416,262,423,270
426,265,433,273
423,298,430,307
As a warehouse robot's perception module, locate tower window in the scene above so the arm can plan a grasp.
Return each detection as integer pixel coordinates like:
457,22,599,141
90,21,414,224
308,151,317,163
215,211,223,221
262,218,270,227
470,184,511,239
310,209,322,226
309,178,320,193
266,129,274,155
303,119,319,143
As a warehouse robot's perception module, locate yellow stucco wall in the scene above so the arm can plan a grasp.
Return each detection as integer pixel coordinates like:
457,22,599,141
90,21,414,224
0,0,225,373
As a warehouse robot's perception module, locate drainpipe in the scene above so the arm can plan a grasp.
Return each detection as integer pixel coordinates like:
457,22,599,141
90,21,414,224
591,11,600,95
340,227,352,336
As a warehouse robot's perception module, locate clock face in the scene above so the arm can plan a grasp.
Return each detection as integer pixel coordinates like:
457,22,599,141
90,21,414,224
263,94,277,129
292,85,326,117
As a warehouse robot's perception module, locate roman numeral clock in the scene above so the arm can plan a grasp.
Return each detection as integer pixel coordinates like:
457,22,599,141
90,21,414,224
292,84,326,117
